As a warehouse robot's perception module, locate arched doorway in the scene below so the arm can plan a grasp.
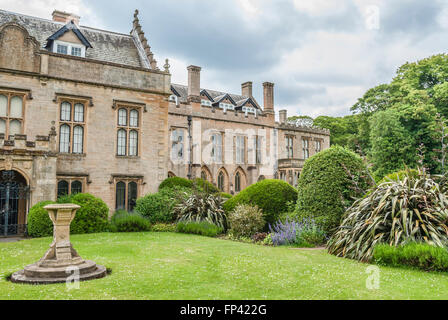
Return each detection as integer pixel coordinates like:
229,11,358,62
0,170,29,236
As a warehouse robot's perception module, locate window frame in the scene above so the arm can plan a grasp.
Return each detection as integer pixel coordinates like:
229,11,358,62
58,98,87,154
114,178,142,212
302,138,310,160
0,91,26,138
211,132,223,163
53,40,86,58
235,135,246,165
56,176,86,199
285,135,294,159
171,128,185,161
116,105,141,157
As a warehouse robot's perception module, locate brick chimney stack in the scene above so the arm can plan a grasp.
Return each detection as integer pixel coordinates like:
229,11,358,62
187,65,201,103
52,10,80,25
263,82,274,112
242,81,253,98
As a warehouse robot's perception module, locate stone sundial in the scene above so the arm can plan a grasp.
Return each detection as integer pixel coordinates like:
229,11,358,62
11,204,106,284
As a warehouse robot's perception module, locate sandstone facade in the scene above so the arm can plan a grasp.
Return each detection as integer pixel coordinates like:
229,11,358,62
0,8,329,234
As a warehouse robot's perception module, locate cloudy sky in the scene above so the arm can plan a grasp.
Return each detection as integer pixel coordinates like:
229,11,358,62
2,0,448,118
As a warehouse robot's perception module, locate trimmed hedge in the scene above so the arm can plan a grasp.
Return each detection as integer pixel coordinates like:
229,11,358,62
373,243,448,272
176,221,223,237
110,211,151,233
27,193,109,237
27,201,55,238
159,177,193,191
296,146,371,234
159,177,220,194
223,179,298,226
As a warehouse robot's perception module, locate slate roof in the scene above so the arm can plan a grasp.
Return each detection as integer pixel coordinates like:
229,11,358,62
0,9,143,68
171,84,261,110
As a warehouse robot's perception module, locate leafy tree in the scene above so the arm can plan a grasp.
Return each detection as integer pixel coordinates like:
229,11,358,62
369,108,415,179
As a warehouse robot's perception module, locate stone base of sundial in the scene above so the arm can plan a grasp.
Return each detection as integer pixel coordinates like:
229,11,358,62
11,204,106,285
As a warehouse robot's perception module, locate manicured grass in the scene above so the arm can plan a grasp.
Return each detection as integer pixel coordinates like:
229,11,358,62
1,232,448,300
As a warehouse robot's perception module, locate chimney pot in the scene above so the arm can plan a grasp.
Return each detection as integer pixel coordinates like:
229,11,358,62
52,10,80,25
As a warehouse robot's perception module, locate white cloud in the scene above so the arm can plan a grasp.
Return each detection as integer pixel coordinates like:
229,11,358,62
0,0,105,28
293,0,347,15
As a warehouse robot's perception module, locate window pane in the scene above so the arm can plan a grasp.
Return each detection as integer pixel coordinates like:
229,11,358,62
74,103,84,122
116,182,126,210
218,172,224,191
235,173,241,192
10,96,23,118
9,120,21,135
0,95,6,117
0,119,5,134
57,180,69,198
128,182,138,212
57,44,68,54
59,124,70,153
172,129,183,160
71,181,82,194
129,110,139,127
61,102,71,121
129,130,138,156
117,129,127,156
118,109,127,126
73,126,84,154
71,47,81,57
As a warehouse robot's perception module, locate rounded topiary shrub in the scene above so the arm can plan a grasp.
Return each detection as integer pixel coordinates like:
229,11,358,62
27,201,56,238
193,178,220,194
27,193,109,237
223,179,298,226
135,187,191,224
62,193,110,234
159,177,193,191
296,146,372,235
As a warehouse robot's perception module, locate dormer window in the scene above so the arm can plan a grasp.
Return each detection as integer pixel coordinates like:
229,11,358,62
53,40,86,57
45,21,92,58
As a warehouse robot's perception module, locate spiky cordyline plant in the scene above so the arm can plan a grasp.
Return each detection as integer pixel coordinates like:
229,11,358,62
174,190,227,230
327,169,448,262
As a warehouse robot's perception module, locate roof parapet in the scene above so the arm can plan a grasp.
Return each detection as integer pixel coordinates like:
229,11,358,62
131,9,159,70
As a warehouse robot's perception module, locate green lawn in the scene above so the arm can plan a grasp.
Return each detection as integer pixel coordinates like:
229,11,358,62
1,232,448,300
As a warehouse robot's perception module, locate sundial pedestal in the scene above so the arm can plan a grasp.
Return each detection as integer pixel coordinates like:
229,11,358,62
11,204,106,285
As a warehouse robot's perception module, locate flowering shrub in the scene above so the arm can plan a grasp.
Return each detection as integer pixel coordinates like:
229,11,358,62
228,204,265,238
269,218,327,247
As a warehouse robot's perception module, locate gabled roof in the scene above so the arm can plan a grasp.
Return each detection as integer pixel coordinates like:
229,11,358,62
235,97,259,109
212,93,236,105
200,89,214,102
170,83,262,111
170,85,182,97
0,9,144,68
45,21,93,49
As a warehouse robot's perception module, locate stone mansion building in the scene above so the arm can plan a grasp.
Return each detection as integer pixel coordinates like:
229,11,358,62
0,8,329,235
